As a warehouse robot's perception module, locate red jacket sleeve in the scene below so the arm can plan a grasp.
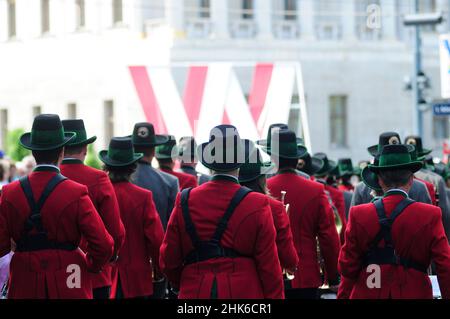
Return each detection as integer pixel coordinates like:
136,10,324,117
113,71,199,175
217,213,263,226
0,196,11,258
160,193,184,288
251,197,284,299
95,174,125,257
317,192,341,283
271,201,299,270
143,192,164,272
76,192,114,273
430,209,450,299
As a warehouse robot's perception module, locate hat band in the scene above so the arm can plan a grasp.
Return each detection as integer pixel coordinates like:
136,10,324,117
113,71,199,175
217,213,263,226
70,130,87,142
108,148,134,163
379,153,412,166
276,142,298,156
31,129,64,145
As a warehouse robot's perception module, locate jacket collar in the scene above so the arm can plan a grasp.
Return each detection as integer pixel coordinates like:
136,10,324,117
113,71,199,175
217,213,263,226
61,158,84,165
33,164,60,173
211,174,239,184
383,188,409,199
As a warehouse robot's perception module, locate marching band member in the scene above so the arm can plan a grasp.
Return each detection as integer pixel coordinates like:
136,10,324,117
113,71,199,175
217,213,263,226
160,125,284,299
60,119,125,299
155,135,198,190
352,132,432,207
267,129,341,299
100,137,164,299
0,114,113,298
130,123,179,230
238,140,298,274
338,144,450,299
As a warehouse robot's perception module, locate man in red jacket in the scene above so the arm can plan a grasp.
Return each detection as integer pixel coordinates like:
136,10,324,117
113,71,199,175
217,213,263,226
267,129,341,299
160,125,283,299
60,119,125,299
338,144,450,299
156,135,198,190
0,114,113,299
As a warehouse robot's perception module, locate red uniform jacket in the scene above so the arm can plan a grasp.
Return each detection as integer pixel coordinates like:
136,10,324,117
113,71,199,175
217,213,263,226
268,172,341,289
160,177,284,299
268,197,299,270
415,177,436,206
109,182,164,298
60,159,125,289
0,168,114,299
324,184,347,244
160,167,197,190
338,192,450,299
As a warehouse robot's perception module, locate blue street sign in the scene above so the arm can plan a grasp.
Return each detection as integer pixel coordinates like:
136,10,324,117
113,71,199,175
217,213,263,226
433,102,450,116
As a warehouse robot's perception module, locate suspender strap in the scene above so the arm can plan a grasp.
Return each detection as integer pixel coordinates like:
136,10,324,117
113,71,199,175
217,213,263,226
20,174,68,233
210,187,252,245
365,197,427,273
182,187,253,265
181,188,200,247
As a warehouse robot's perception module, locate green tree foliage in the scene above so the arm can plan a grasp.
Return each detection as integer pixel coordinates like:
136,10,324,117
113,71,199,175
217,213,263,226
85,143,102,169
6,128,31,162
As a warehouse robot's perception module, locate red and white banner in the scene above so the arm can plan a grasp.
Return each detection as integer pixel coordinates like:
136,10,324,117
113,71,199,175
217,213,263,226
128,62,310,149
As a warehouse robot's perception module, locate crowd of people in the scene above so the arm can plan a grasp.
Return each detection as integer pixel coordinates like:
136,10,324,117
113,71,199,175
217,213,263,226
0,113,449,299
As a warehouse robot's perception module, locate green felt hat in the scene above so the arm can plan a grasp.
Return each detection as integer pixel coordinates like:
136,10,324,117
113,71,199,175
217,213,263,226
265,129,307,159
238,140,275,183
361,159,382,191
257,123,303,150
368,144,423,173
131,122,169,147
313,153,337,177
156,135,178,160
62,119,97,147
404,135,432,158
19,114,76,151
99,137,143,167
367,132,414,157
337,158,355,177
297,152,324,176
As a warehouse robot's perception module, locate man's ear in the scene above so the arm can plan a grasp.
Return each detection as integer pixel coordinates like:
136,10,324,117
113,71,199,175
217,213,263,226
83,145,88,156
408,173,414,187
377,174,386,190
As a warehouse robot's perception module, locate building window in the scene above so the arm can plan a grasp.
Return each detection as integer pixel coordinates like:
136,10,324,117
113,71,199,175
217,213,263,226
32,106,42,118
41,0,50,34
329,95,347,148
7,0,16,38
0,109,8,151
76,0,86,29
113,0,123,24
242,0,253,20
284,0,297,21
104,101,114,147
433,116,449,140
67,103,77,119
314,0,342,40
199,0,210,18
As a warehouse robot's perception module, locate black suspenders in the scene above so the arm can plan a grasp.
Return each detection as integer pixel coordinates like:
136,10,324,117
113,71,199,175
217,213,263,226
16,174,77,252
364,197,428,273
181,187,252,265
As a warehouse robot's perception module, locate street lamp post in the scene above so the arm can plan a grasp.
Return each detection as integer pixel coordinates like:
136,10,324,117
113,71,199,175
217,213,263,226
403,3,443,137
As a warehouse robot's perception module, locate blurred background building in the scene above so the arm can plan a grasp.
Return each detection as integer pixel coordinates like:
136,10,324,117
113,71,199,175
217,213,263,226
0,0,449,162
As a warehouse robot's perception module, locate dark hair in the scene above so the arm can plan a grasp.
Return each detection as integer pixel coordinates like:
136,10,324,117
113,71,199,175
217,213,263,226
32,148,63,165
277,157,298,170
378,169,413,188
103,163,137,183
0,164,4,181
134,146,154,158
157,158,173,168
240,176,270,196
64,145,86,156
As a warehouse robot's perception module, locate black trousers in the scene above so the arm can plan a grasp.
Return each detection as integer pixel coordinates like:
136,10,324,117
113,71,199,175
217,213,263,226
93,286,111,300
285,288,319,300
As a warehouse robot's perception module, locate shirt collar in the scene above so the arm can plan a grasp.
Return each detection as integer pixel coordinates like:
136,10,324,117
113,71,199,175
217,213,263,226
33,164,60,173
62,158,84,165
384,188,409,198
211,174,239,184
